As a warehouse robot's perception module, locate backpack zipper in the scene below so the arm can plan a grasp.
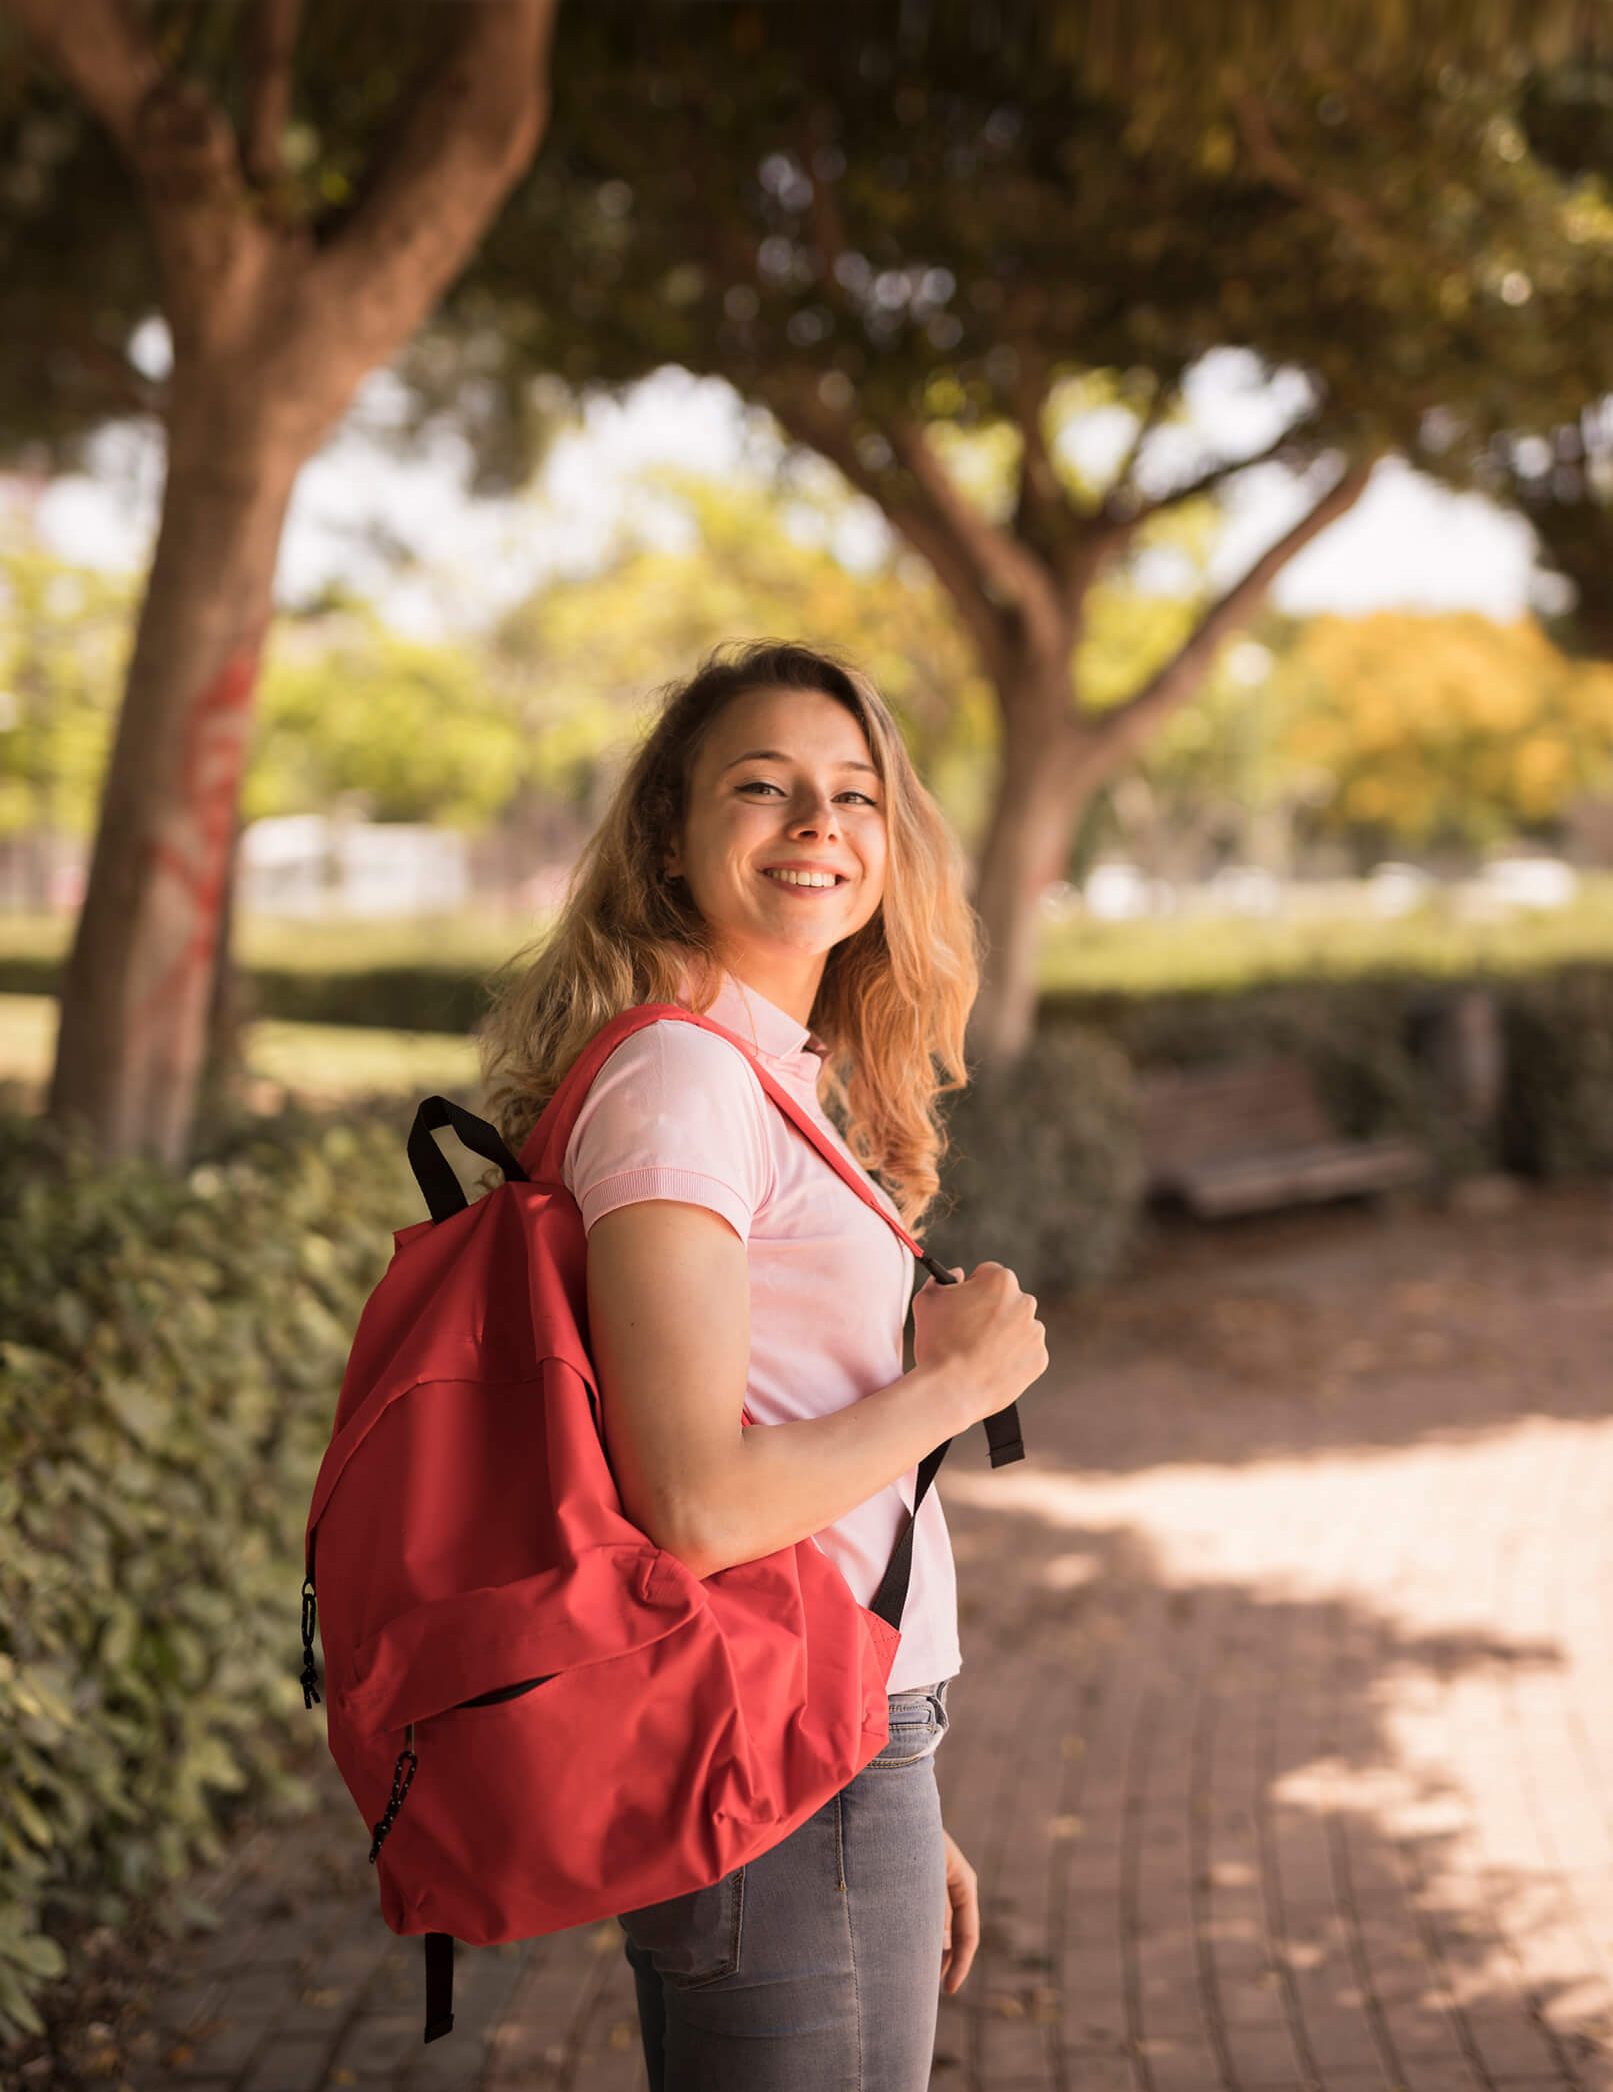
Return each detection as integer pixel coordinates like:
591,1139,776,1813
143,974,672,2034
365,1680,554,1862
369,1725,417,1862
300,1534,321,1708
450,1674,555,1709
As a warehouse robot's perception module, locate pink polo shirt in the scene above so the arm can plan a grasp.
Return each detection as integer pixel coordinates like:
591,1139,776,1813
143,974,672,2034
561,969,961,1694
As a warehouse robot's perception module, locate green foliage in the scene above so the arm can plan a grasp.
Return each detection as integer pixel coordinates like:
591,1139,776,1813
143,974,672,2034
1044,974,1458,1161
446,12,1613,502
246,615,528,828
1500,965,1613,1175
0,1105,418,2044
0,4,456,465
244,962,492,1034
1272,612,1613,847
0,534,130,841
1038,874,1613,993
0,994,484,1111
493,470,1000,839
1043,962,1613,1184
1089,608,1613,875
927,1026,1145,1295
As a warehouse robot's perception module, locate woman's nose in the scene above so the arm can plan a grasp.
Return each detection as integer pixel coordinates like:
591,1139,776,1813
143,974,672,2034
790,793,839,837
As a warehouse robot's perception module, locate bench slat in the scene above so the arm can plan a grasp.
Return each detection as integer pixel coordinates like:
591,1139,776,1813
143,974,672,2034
1137,1054,1431,1216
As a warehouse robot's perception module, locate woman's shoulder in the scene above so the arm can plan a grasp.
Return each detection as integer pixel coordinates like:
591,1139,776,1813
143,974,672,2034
595,1009,770,1106
561,1008,775,1205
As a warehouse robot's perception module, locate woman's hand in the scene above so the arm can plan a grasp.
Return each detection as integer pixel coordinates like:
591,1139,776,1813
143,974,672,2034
913,1262,1048,1431
940,1825,980,1993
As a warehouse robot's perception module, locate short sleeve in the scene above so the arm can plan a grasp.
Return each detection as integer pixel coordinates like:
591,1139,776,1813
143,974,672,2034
561,1020,774,1242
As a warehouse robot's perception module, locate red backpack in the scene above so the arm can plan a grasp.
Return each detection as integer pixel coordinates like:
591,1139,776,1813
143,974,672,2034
299,1004,1024,2043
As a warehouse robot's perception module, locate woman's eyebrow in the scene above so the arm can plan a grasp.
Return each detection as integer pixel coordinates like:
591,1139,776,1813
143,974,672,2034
720,748,879,776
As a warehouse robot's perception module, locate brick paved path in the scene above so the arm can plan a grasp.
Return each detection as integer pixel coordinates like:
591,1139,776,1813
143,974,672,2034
118,1188,1613,2092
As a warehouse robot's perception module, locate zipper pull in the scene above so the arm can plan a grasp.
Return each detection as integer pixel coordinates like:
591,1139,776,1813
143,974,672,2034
300,1575,321,1708
369,1725,418,1863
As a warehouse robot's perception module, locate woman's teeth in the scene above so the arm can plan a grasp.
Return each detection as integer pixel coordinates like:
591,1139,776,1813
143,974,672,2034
763,869,841,888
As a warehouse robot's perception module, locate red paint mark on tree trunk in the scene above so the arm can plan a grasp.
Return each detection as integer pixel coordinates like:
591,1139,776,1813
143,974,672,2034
131,644,261,1046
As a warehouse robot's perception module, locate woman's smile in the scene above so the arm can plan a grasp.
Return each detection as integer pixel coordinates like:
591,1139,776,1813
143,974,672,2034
667,683,888,1020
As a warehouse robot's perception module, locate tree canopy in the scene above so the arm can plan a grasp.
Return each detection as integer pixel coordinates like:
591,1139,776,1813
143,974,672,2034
428,3,1613,1053
8,0,1613,1140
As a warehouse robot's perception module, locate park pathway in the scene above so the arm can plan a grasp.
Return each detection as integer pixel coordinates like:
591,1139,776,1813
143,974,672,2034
116,1186,1613,2092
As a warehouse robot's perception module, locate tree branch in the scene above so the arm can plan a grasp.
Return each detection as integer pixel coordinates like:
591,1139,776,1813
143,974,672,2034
1100,378,1173,521
1127,420,1309,527
1009,347,1064,549
0,0,164,152
12,0,260,356
790,109,1066,656
313,0,559,377
51,329,168,418
242,0,302,192
1084,455,1375,774
802,106,858,321
1229,87,1397,271
885,411,1060,627
760,372,1014,672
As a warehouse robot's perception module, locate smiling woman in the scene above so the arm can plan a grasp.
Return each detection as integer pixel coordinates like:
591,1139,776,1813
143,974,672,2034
477,639,1047,2090
481,639,977,1226
660,689,892,1027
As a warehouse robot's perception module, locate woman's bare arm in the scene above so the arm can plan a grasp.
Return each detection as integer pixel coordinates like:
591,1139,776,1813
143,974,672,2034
584,1198,1044,1580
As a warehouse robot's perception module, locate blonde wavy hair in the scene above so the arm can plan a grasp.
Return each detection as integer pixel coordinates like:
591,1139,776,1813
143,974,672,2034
479,639,980,1229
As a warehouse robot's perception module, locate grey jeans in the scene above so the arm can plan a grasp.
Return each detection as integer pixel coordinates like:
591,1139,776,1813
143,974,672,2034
617,1678,952,2092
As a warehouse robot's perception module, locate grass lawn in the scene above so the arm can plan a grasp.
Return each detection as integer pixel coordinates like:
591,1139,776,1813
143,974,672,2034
4,875,1613,1106
0,995,482,1108
0,910,543,976
1040,875,1613,993
8,882,1613,998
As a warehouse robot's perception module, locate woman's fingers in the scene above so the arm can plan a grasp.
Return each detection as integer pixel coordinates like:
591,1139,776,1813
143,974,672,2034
940,1826,980,1992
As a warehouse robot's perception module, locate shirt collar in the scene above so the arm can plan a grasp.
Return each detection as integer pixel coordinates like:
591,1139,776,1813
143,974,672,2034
701,968,831,1068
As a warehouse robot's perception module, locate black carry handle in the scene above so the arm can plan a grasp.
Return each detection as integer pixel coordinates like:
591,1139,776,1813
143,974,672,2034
866,1251,1024,1633
407,1097,529,1223
912,1252,1023,1468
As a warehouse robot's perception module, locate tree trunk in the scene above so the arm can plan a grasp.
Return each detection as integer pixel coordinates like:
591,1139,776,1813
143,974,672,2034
199,814,249,1124
48,382,299,1163
967,645,1089,1069
20,0,557,1166
963,462,1375,1067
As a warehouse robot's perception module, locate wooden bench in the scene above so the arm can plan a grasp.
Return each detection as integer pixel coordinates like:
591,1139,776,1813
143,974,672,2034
1137,1055,1431,1218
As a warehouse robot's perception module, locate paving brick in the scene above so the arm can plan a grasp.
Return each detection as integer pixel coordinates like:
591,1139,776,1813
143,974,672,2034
238,2032,332,2092
158,2007,279,2079
327,2014,420,2078
106,1192,1613,2092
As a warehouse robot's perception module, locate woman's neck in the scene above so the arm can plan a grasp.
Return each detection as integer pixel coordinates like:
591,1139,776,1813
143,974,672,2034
714,944,825,1028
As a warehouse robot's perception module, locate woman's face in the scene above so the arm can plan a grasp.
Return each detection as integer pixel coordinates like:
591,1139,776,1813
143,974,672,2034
667,685,889,996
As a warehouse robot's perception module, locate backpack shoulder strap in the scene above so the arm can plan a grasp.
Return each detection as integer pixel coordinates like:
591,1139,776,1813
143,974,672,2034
527,1004,921,1254
524,1003,1024,1472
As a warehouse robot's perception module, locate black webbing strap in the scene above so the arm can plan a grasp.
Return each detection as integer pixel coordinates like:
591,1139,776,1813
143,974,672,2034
913,1250,1026,1467
407,1098,528,1223
867,1430,951,1631
866,1256,1024,1633
423,1932,454,2042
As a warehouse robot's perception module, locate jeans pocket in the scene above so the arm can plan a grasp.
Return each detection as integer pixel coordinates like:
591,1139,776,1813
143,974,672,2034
867,1682,949,1769
616,1867,745,1989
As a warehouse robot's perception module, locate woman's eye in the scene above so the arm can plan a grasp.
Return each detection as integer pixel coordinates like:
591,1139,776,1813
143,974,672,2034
734,781,879,807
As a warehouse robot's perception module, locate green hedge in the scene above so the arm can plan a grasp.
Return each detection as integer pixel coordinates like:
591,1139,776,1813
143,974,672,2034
6,959,1613,2046
1042,964,1613,1182
0,1106,419,2046
929,1024,1145,1295
0,955,494,1034
1497,965,1613,1177
7,944,1613,1181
